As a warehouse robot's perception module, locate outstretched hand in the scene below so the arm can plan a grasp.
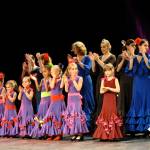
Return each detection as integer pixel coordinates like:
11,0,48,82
30,74,37,81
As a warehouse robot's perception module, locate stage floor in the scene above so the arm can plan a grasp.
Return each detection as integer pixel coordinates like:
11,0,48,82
0,136,150,150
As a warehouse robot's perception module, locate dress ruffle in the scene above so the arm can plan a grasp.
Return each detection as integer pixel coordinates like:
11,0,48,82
93,113,123,139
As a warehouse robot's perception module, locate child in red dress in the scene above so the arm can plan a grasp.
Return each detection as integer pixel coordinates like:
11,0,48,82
93,63,123,141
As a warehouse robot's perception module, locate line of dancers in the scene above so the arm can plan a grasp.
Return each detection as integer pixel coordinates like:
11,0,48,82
0,37,150,141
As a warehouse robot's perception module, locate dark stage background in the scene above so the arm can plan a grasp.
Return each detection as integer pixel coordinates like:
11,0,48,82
0,0,150,83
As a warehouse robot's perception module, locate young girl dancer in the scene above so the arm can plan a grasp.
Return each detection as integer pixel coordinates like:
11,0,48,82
0,80,18,137
30,65,51,138
63,62,89,141
0,72,5,123
18,76,34,137
93,63,123,140
41,64,66,140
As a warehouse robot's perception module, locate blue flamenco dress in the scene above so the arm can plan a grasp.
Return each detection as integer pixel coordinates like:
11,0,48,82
125,54,150,132
77,55,95,131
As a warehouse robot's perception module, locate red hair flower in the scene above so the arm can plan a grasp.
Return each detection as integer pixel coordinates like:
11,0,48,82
135,37,142,45
43,53,49,61
0,72,5,80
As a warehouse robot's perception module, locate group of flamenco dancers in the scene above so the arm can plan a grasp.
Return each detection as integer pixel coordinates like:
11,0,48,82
0,37,150,142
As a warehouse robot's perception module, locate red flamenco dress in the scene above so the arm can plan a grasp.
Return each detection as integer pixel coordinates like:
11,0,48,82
93,77,123,140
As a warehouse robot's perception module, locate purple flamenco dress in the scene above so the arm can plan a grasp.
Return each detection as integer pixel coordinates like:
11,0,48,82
30,79,51,138
18,89,34,137
63,76,89,135
0,87,5,123
0,92,18,136
41,79,66,137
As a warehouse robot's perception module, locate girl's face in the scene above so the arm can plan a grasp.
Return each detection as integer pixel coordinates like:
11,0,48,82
139,41,149,53
6,84,13,93
22,79,30,88
42,68,50,78
127,43,136,55
104,69,113,77
100,43,109,55
51,67,60,78
68,64,78,76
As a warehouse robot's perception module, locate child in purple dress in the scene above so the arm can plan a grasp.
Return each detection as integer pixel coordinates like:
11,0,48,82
30,65,51,138
41,64,66,140
0,80,18,137
0,72,5,123
63,63,89,141
18,76,34,137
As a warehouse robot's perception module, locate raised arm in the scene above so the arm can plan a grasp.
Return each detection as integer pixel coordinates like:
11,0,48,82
24,89,34,101
116,54,125,72
64,76,69,93
18,86,23,100
88,52,96,72
93,53,105,69
77,56,92,74
50,77,56,89
30,75,41,91
8,92,17,103
142,53,150,69
72,77,83,92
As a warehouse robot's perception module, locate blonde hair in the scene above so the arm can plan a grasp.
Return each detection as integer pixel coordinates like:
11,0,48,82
72,41,87,55
101,39,112,51
22,76,31,84
51,65,62,76
103,63,114,75
67,63,78,76
6,80,18,89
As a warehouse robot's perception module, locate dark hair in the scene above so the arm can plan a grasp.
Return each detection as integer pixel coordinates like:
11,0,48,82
121,46,127,52
138,39,148,46
58,63,64,70
126,39,135,46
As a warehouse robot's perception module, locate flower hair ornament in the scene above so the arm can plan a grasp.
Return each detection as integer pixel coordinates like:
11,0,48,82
121,40,126,46
134,37,142,45
42,53,49,61
0,72,5,80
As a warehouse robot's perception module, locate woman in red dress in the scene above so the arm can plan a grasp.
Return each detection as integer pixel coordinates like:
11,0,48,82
93,63,123,140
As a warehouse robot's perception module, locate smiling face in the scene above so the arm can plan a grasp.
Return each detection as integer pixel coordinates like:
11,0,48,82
42,67,50,78
22,77,31,89
68,63,78,77
126,43,136,55
100,43,109,54
139,40,149,53
51,65,61,78
100,39,111,55
6,82,14,93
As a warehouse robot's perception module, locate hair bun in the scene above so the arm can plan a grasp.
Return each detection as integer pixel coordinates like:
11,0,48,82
121,40,126,46
58,63,64,70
